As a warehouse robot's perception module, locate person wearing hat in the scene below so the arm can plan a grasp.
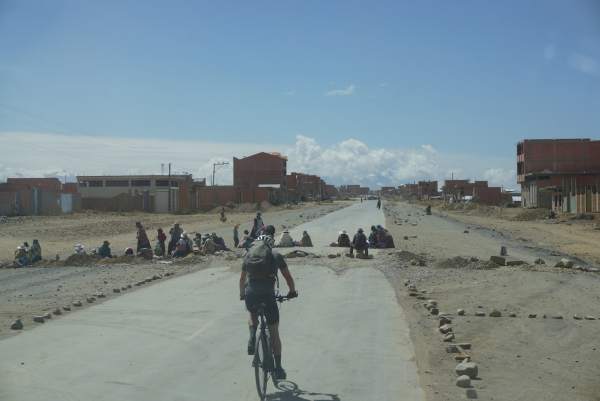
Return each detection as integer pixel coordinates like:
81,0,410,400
14,245,29,267
276,229,295,247
173,233,191,258
350,228,369,257
98,240,112,258
337,230,351,248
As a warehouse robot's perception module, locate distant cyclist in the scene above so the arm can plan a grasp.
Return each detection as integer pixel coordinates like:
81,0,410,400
239,225,297,380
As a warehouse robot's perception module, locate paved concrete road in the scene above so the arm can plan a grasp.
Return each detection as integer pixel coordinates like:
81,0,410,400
0,201,424,401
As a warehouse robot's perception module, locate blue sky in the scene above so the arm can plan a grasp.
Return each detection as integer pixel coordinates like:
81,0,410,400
1,0,599,187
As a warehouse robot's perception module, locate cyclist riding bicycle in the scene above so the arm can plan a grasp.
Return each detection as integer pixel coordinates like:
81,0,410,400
239,224,297,381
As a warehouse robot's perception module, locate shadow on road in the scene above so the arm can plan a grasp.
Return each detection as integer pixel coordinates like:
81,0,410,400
266,380,341,401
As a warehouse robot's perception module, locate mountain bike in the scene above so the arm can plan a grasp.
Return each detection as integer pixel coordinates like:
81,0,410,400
253,294,292,401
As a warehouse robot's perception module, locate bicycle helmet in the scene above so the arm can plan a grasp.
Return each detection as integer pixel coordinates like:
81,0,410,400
256,234,275,247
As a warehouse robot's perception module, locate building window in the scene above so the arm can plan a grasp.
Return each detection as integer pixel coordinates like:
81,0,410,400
131,180,151,187
105,180,129,187
87,181,103,187
156,180,178,187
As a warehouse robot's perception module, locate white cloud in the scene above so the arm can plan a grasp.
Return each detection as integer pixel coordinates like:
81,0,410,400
286,135,439,187
0,132,278,185
325,84,355,97
378,82,388,88
0,132,517,189
544,44,556,61
483,168,516,189
284,90,296,96
569,53,599,76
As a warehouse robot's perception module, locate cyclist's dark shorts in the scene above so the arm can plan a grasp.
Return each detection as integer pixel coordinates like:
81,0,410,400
244,287,279,325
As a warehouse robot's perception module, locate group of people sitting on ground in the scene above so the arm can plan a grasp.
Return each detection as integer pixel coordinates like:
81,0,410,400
329,224,394,258
368,225,395,249
13,239,42,267
274,229,313,248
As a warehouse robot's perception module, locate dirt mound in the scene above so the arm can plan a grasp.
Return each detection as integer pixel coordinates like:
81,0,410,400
63,254,100,266
510,208,548,221
392,250,423,262
436,256,500,270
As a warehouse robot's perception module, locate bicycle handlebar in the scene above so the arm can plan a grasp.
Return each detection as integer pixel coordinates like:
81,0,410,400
275,294,296,303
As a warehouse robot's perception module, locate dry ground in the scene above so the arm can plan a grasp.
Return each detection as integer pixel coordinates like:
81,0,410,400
381,199,600,401
424,198,600,265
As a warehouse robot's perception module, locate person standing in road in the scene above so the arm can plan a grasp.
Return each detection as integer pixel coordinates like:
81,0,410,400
376,198,381,210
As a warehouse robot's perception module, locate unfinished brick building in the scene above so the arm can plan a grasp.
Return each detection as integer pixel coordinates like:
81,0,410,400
233,152,287,191
517,138,600,213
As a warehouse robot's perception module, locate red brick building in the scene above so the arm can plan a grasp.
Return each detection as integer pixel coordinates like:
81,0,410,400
286,172,325,201
517,138,600,213
0,177,75,215
233,152,287,191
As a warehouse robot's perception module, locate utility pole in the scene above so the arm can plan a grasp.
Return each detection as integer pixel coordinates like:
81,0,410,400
168,162,172,212
212,161,229,186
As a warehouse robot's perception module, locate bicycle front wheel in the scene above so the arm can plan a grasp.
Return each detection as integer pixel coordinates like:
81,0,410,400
254,332,270,400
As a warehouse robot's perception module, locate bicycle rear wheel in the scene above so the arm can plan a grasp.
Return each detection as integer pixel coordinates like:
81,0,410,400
254,331,270,400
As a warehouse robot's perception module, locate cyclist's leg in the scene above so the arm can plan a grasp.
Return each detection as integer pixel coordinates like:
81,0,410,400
244,290,259,355
265,299,286,379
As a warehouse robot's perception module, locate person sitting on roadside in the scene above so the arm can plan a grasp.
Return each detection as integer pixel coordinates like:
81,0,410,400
276,229,295,247
193,233,203,249
210,232,228,251
350,228,369,257
173,234,191,258
368,226,378,247
202,235,217,254
124,247,134,256
337,230,351,247
14,245,29,267
300,230,313,247
98,240,112,258
382,229,395,249
74,243,86,255
29,239,42,263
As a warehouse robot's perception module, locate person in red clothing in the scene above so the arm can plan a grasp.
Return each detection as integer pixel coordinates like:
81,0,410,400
157,228,167,256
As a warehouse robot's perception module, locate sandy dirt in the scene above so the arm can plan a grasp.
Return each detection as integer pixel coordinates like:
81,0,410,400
423,199,600,266
380,199,600,401
0,201,350,339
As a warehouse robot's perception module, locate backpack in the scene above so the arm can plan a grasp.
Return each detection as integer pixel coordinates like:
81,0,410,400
244,241,275,280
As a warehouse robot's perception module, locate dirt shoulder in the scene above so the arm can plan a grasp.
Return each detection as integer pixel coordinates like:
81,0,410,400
0,201,350,340
419,199,600,266
381,200,600,401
